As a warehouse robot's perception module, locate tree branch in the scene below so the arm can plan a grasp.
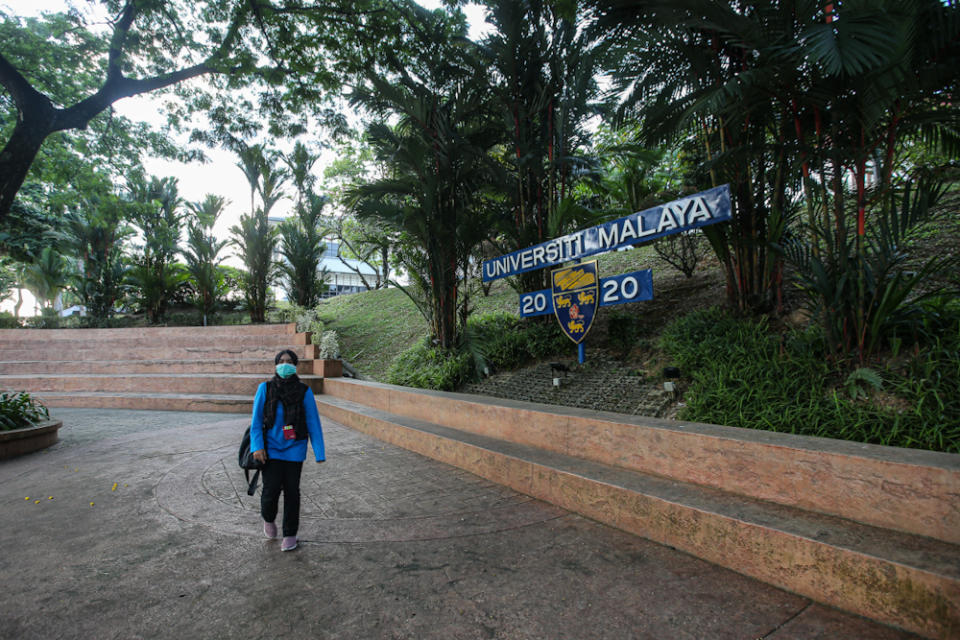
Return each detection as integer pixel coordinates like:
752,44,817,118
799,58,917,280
107,0,139,81
0,51,55,121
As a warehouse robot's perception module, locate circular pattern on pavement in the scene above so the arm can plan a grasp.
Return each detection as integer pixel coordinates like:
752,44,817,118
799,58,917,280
156,421,565,543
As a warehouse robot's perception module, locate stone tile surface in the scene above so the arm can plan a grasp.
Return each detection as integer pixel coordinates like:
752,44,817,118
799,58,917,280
0,408,919,640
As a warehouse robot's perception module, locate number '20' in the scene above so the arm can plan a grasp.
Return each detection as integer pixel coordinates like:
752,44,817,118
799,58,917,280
521,292,548,315
602,276,640,303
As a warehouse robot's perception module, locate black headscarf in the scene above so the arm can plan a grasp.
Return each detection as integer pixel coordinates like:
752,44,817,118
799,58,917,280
262,350,308,439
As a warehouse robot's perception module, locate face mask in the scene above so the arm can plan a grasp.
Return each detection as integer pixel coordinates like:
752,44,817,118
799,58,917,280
275,363,297,378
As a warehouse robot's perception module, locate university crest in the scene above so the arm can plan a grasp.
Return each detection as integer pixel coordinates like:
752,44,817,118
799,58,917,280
551,260,599,344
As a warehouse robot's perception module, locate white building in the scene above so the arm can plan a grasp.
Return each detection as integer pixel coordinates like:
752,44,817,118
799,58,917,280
267,216,379,299
318,239,379,298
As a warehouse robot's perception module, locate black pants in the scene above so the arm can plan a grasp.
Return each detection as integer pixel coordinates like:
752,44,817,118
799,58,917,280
260,460,304,537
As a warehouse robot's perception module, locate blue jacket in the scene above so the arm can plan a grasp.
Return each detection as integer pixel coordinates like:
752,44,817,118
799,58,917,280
249,381,325,462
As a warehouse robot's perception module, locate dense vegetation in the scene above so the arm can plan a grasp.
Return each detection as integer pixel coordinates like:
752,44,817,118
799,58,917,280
1,1,958,449
661,306,960,453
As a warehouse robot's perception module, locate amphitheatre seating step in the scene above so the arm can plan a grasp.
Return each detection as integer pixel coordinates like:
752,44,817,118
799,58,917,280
0,323,321,413
35,391,252,413
0,345,308,362
0,358,281,375
319,379,960,546
0,323,298,341
316,390,960,639
0,334,308,350
0,373,322,396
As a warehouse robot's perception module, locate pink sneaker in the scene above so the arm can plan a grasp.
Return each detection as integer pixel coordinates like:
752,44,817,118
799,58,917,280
263,521,278,539
281,536,298,552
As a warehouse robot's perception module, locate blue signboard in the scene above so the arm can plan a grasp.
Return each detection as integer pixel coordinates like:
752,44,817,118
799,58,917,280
519,269,653,318
483,184,731,282
551,261,599,344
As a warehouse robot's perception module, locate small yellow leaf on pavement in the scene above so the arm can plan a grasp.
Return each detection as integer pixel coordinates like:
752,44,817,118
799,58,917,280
34,500,40,504
111,483,117,491
89,502,95,506
25,496,30,500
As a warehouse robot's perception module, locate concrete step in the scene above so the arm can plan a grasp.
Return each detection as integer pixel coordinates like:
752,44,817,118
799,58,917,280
35,391,252,413
316,394,960,640
0,323,298,341
320,378,960,547
0,373,322,396
0,359,282,375
0,345,308,362
0,333,309,349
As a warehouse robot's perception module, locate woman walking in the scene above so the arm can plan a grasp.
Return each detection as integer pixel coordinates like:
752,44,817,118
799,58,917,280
250,349,325,551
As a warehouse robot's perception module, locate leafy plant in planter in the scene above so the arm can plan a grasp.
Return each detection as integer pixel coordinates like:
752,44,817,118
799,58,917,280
0,391,49,431
318,331,340,359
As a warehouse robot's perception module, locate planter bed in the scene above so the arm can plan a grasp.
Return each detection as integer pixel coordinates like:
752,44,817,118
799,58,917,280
0,420,63,460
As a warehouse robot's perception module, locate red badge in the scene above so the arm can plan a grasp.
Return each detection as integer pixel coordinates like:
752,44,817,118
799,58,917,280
282,425,296,440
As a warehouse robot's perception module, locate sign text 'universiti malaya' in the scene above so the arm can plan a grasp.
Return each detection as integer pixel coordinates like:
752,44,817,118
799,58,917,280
482,184,732,283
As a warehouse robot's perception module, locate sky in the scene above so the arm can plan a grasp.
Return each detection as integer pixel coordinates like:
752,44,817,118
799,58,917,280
1,0,490,314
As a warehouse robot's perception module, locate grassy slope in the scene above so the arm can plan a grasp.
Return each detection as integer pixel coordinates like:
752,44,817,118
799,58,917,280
315,243,679,379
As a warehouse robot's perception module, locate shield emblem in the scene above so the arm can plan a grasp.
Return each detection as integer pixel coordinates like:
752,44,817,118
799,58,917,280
551,260,599,344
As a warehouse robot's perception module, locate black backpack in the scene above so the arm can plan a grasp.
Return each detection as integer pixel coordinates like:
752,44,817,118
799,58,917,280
238,425,267,496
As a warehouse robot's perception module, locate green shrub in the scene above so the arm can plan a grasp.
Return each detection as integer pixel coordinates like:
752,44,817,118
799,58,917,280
385,313,570,391
468,312,528,372
385,338,473,391
606,309,643,358
24,309,61,329
0,311,18,328
0,391,49,431
523,320,571,360
660,306,960,453
467,311,570,373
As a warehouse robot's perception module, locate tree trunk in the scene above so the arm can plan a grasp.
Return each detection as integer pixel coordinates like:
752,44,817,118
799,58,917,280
0,117,54,221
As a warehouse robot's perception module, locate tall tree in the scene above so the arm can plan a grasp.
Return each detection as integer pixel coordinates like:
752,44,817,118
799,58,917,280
278,193,329,308
125,173,187,323
229,144,286,322
349,6,501,349
64,191,133,325
230,210,279,323
592,0,960,314
0,0,431,220
183,194,230,325
480,0,607,293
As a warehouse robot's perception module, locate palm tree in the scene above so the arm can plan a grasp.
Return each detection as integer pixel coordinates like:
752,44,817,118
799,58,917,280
348,6,502,349
126,173,187,323
64,194,133,326
183,195,230,325
230,209,279,324
592,0,960,317
21,246,70,312
230,145,288,323
283,142,320,211
480,0,607,293
278,193,329,309
236,144,267,217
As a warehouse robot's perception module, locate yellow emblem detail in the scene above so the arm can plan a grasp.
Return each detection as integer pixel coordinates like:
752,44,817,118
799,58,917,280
553,268,597,292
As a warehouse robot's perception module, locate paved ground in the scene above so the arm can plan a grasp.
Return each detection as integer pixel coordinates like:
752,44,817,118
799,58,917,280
0,408,918,640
